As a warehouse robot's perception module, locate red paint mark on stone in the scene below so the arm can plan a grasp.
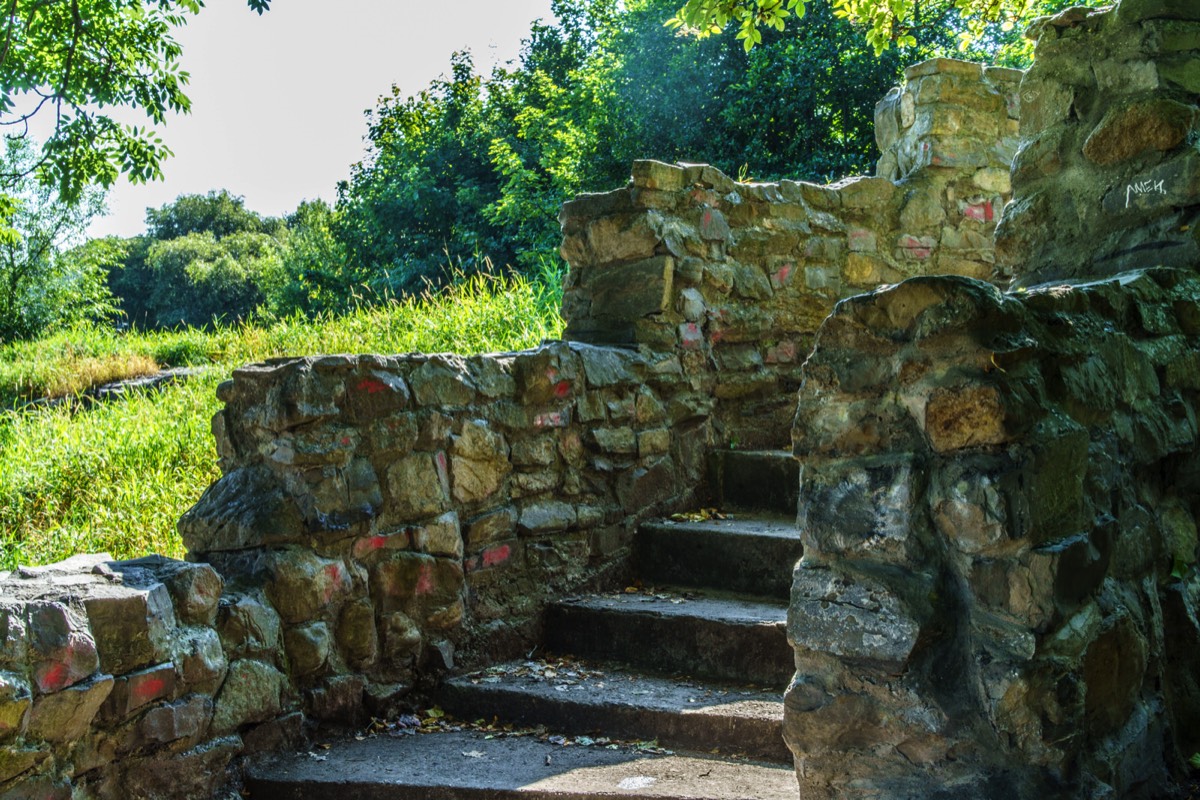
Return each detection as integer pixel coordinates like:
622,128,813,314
482,544,512,568
36,661,69,693
553,380,572,399
534,411,567,428
899,235,934,260
415,564,435,595
963,203,993,223
133,676,168,702
679,323,703,351
765,340,798,365
770,263,794,289
709,328,725,344
340,437,352,447
356,377,388,394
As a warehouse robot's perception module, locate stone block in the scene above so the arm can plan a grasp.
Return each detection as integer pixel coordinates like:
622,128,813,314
1083,99,1197,166
264,549,352,625
616,457,677,512
0,744,49,784
904,57,985,81
346,368,411,420
308,674,366,723
336,600,378,669
632,159,685,191
83,582,177,676
217,594,282,662
582,256,674,328
102,662,176,720
26,674,113,743
179,466,305,553
120,735,242,800
789,564,920,669
26,602,99,694
410,355,477,407
835,176,897,210
370,552,465,623
572,342,639,388
589,426,637,454
138,694,213,746
0,672,30,741
157,562,223,627
386,452,451,521
284,622,331,678
517,501,577,534
450,420,511,504
798,455,927,564
210,659,284,735
1118,0,1200,22
465,506,519,551
638,428,671,458
586,212,660,264
923,383,1010,452
378,611,423,667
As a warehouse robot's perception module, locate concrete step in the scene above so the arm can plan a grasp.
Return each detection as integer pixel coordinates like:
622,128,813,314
542,590,791,687
438,659,789,763
707,450,799,515
633,515,801,600
246,730,798,799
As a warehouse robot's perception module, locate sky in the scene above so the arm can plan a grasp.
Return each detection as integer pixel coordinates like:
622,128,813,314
87,0,555,238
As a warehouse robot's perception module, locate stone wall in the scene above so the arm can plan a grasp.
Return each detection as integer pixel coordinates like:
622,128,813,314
997,0,1200,281
559,58,1022,449
786,270,1200,798
0,342,711,797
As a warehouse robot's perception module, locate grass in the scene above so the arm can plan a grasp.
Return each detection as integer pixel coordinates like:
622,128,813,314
0,271,565,570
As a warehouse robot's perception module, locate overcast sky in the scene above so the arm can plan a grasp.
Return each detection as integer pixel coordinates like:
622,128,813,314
87,0,555,238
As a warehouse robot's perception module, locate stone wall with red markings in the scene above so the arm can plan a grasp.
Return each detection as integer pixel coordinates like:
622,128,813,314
0,341,711,798
558,57,1022,449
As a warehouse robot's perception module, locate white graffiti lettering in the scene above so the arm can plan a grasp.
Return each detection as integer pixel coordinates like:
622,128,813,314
1126,179,1167,209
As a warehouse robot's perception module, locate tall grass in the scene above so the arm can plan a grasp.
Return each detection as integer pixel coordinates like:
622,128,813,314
0,271,565,570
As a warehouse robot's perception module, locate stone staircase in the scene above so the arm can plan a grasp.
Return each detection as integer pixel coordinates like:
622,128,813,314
247,450,802,799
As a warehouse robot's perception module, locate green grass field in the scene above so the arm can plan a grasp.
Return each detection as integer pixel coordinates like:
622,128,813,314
0,272,564,570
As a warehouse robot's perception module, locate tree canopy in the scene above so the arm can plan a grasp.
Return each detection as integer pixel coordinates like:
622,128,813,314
0,0,270,209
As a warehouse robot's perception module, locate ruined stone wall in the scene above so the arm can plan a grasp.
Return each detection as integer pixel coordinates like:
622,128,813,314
560,58,1021,449
997,0,1200,281
0,342,711,797
786,270,1200,798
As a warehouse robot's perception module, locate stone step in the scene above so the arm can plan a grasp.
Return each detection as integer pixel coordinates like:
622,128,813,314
438,659,789,763
542,590,792,687
707,450,799,515
633,515,801,600
246,730,798,799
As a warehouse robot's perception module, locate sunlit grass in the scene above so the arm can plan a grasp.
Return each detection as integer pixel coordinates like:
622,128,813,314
0,271,565,570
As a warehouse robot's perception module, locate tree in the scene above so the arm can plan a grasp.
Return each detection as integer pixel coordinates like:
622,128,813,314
670,0,1097,59
0,0,270,210
0,137,112,343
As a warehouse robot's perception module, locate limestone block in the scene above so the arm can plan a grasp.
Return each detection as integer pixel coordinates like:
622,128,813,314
264,549,352,625
637,428,671,458
210,659,284,735
0,607,26,668
517,500,577,534
1160,54,1200,94
138,694,213,746
1101,151,1200,214
572,342,638,388
616,457,677,511
179,466,305,553
26,602,99,694
923,383,1010,452
1019,80,1074,137
798,455,927,564
558,188,632,226
451,420,511,505
0,744,49,784
586,212,660,265
788,564,921,668
1117,0,1200,22
26,674,113,743
370,552,465,622
410,355,477,407
335,600,378,669
119,736,242,800
386,452,451,521
632,159,686,191
217,594,282,662
904,57,985,81
0,672,30,741
589,427,638,454
173,627,227,695
465,506,519,551
154,561,223,627
345,368,411,421
308,674,366,723
283,622,331,678
102,662,176,720
1083,99,1197,166
378,611,422,667
930,461,1008,554
875,86,903,152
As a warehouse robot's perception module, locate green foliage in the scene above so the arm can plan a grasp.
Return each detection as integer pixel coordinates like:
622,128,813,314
0,270,563,569
108,191,287,328
0,0,270,208
671,0,1103,62
0,138,114,344
335,0,909,293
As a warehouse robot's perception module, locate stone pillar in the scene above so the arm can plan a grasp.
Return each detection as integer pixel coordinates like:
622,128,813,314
996,0,1200,282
